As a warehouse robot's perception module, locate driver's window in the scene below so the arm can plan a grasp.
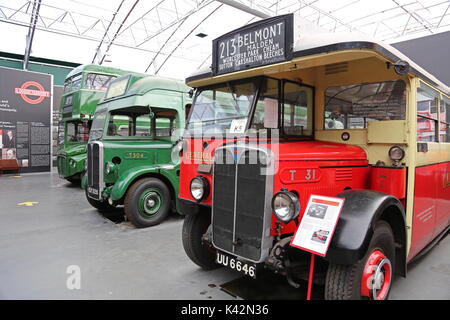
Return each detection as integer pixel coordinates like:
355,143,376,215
136,115,151,136
66,123,76,142
283,82,313,136
108,115,132,137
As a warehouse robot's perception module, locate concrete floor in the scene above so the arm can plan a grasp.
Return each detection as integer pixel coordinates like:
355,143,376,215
0,172,448,300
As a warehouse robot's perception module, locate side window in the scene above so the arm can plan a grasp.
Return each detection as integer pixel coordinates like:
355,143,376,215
440,96,450,143
283,82,313,136
417,83,440,142
325,80,406,129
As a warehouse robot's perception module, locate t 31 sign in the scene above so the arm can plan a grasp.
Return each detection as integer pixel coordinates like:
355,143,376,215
212,14,293,75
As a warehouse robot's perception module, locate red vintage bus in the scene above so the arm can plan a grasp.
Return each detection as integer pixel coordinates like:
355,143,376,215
178,14,450,300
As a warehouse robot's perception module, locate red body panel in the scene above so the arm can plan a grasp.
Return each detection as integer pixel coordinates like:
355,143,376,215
370,167,407,200
408,162,450,261
179,138,369,236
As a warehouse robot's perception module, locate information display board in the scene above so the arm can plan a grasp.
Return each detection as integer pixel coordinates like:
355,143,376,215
290,195,345,257
0,67,52,173
212,14,293,75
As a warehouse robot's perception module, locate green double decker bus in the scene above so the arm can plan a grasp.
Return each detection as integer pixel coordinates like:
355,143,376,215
57,64,132,183
82,74,192,228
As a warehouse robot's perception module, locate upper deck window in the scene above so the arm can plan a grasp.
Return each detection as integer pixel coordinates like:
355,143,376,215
64,73,82,93
85,73,117,91
324,80,406,130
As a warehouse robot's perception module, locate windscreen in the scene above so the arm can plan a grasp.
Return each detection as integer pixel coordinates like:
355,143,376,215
89,110,107,141
187,77,314,137
187,80,258,135
66,120,91,143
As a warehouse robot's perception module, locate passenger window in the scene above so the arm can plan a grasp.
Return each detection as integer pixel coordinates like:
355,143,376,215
440,96,450,143
324,80,406,129
154,110,177,137
417,83,440,142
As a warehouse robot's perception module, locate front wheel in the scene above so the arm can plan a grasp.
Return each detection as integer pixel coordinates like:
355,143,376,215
325,221,396,300
66,174,81,184
182,212,218,270
124,178,171,228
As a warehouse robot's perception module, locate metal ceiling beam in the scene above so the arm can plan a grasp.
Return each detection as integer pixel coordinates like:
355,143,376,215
23,0,41,70
99,0,141,65
130,0,214,48
91,0,126,64
214,0,272,19
155,3,223,74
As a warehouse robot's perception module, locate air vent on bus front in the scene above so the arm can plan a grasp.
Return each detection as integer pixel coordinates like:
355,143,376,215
335,168,353,181
325,62,349,75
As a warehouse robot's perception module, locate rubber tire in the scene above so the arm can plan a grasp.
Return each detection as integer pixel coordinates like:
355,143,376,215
182,212,219,270
85,190,116,213
66,175,80,184
325,221,396,300
124,178,171,228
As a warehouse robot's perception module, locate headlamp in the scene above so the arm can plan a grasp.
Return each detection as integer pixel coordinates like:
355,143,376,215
105,162,112,174
388,146,405,162
190,176,209,201
272,191,300,223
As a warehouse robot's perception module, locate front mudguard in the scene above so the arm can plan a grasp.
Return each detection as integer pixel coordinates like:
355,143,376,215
325,190,406,274
81,172,88,190
63,153,86,178
110,165,178,202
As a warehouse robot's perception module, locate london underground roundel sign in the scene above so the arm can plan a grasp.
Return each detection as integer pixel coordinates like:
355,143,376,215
14,81,50,104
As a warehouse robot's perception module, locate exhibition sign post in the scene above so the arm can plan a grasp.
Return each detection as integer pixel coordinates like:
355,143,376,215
290,195,345,299
0,67,53,173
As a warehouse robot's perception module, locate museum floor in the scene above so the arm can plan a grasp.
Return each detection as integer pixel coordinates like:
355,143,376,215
0,172,448,300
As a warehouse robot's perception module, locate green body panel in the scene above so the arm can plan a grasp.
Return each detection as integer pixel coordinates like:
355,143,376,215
86,74,192,210
57,64,133,179
57,142,87,178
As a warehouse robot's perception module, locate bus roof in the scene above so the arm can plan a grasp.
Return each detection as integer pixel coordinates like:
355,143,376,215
65,64,132,79
187,15,450,96
98,74,191,107
126,75,191,95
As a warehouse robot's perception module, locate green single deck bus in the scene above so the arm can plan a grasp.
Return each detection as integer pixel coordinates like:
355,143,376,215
57,64,133,183
82,74,192,228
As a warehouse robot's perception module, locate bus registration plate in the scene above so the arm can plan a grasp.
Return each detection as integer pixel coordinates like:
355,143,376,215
216,252,256,279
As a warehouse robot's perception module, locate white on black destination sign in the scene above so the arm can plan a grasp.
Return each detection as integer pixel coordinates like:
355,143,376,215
213,15,293,75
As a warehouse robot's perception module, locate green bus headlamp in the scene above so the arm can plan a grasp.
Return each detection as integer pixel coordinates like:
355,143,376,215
69,159,77,168
272,190,300,223
104,162,117,175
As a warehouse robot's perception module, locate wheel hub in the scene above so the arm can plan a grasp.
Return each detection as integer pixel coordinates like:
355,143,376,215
139,190,162,216
361,250,392,300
